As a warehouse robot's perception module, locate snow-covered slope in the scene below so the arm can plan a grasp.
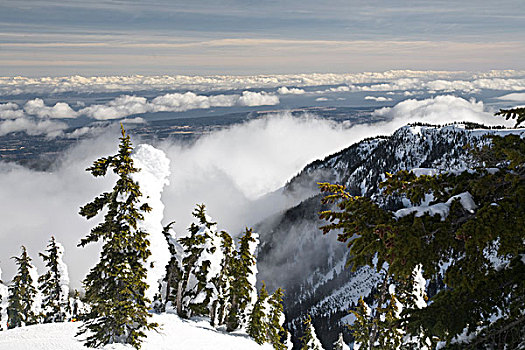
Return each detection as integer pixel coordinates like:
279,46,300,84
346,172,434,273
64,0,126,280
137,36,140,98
0,314,273,350
256,123,524,349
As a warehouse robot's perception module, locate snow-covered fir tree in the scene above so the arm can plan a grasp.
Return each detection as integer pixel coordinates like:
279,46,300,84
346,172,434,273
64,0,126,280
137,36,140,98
38,236,70,323
178,204,224,318
333,333,349,350
300,315,324,350
226,227,258,331
77,126,156,349
0,264,9,330
211,230,235,326
154,222,184,313
7,246,40,328
247,282,269,344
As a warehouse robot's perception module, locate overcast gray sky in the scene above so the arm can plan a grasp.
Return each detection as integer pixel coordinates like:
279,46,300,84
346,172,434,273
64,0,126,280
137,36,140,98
1,0,524,76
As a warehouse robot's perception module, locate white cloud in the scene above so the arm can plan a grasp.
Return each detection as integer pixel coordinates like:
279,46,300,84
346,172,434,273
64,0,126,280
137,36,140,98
364,96,393,102
80,91,280,120
315,97,329,101
327,86,350,92
0,103,24,119
373,95,511,127
237,91,279,107
24,98,78,119
0,118,67,137
349,77,525,93
80,95,149,120
495,92,525,102
277,86,306,95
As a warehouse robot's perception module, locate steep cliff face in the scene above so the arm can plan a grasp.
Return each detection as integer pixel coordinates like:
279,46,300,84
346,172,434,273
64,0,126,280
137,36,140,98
256,123,506,349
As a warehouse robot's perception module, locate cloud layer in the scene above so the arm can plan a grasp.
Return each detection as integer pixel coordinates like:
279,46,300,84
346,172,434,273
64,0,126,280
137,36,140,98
0,90,280,135
0,95,514,289
2,70,524,96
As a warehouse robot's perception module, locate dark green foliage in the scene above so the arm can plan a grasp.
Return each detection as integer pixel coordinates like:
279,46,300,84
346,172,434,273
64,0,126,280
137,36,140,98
267,287,287,350
495,107,525,127
7,246,38,328
77,126,156,349
319,133,525,348
248,282,269,344
226,227,257,332
38,236,69,323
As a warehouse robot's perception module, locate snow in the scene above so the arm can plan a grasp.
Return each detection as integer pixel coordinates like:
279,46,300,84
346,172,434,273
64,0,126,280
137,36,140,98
132,144,171,303
411,265,427,309
395,192,476,220
0,313,273,350
27,261,42,318
247,232,260,309
54,241,71,309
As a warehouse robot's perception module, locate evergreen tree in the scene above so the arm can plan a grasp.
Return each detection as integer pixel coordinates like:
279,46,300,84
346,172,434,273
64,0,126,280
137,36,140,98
0,264,9,330
7,246,39,328
38,236,70,323
248,282,269,344
211,230,235,326
333,333,349,350
155,222,184,313
299,315,324,350
77,126,157,349
495,107,525,127
319,128,525,348
226,227,258,331
267,287,287,350
178,204,224,318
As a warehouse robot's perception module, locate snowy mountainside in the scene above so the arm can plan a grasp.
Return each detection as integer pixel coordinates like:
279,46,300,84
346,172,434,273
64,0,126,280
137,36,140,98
0,314,273,350
256,123,522,349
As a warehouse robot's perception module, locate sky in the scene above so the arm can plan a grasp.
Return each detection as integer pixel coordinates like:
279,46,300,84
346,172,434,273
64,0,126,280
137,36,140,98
1,0,525,76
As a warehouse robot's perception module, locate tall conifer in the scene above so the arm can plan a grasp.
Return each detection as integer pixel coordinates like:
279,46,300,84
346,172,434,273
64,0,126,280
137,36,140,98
178,204,224,318
38,236,70,323
7,246,39,328
247,282,269,344
211,230,235,326
267,287,287,350
226,227,258,331
77,126,156,349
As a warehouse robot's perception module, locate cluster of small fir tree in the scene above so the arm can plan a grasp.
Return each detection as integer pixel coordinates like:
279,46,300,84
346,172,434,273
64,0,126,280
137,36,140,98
76,126,157,349
158,205,288,346
160,207,259,328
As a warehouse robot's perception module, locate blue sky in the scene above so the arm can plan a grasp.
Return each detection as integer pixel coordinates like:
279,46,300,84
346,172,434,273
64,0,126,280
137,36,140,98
1,0,525,76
